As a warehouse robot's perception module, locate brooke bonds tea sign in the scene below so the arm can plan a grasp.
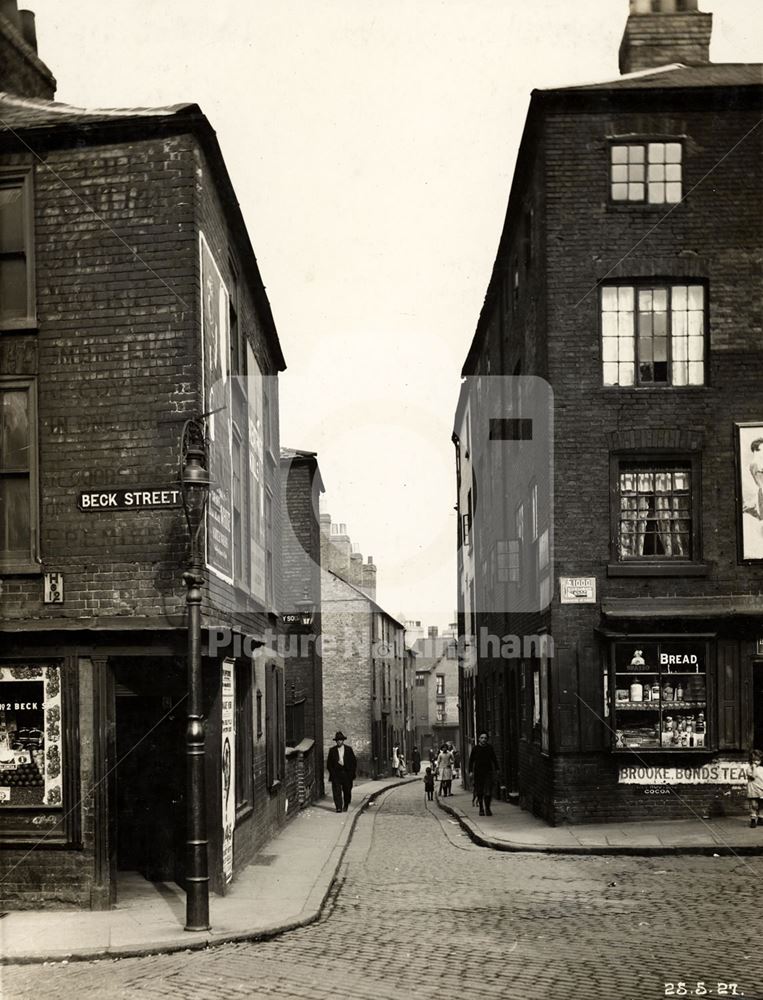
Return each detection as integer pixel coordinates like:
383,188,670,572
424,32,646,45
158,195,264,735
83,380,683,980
619,761,747,785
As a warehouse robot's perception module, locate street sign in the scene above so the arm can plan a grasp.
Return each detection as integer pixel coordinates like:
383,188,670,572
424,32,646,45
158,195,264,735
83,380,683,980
77,488,182,511
559,576,596,604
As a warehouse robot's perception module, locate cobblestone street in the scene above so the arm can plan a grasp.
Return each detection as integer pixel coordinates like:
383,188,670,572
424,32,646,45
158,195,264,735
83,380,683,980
4,781,763,1000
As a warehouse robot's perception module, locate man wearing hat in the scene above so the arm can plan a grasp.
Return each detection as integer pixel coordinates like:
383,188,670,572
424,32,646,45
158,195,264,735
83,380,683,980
326,731,357,813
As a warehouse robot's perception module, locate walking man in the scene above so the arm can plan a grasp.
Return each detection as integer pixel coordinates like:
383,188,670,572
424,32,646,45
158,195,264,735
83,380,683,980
326,731,357,813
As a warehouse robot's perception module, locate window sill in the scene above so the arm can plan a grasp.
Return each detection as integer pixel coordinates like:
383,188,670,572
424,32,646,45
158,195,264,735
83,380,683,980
599,385,707,392
612,747,716,754
606,201,683,211
0,562,43,576
608,562,708,578
0,319,38,333
235,803,254,825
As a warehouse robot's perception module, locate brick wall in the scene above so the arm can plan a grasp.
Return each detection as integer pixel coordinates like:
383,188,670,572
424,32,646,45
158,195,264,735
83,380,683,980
321,574,373,775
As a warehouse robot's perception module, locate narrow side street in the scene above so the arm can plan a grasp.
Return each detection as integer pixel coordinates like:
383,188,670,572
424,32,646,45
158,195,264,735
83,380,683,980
4,782,763,1000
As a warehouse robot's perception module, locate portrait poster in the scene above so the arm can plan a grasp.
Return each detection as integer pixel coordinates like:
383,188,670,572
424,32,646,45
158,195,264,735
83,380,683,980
737,422,763,561
221,659,236,885
200,232,233,582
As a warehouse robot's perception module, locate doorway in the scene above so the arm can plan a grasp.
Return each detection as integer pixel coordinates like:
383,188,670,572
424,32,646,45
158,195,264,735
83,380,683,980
753,660,763,752
113,659,186,885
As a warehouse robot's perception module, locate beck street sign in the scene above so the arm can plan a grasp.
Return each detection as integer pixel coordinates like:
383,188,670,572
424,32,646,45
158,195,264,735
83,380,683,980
77,488,182,511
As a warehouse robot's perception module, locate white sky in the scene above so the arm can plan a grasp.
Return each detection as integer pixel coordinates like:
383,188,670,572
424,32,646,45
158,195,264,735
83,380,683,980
29,0,761,629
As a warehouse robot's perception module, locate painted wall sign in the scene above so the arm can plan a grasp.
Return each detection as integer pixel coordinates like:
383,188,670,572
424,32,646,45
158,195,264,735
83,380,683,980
619,761,747,786
559,576,596,604
77,488,182,510
221,659,236,885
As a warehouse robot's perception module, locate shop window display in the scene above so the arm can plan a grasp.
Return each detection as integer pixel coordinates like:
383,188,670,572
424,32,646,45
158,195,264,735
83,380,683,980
0,664,63,807
611,641,708,751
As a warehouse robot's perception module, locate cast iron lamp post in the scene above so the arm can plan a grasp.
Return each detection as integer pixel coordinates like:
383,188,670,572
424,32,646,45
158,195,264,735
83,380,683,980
179,418,211,932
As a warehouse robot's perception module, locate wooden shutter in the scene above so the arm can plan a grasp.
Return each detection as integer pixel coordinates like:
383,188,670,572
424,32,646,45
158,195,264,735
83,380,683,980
717,639,740,750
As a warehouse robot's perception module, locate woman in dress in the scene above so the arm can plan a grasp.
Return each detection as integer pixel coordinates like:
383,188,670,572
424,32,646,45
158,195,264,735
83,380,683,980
435,743,454,796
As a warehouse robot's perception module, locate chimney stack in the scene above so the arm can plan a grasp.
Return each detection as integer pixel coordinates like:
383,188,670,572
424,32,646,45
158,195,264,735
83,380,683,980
619,0,712,75
361,555,377,603
0,2,56,97
18,9,37,51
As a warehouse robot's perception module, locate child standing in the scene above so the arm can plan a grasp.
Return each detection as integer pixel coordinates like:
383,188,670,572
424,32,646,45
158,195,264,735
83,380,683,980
424,767,435,801
746,749,763,828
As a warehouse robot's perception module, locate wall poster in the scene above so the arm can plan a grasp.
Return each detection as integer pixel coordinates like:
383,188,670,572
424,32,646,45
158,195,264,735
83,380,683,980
246,342,267,604
0,664,63,808
737,422,763,561
200,232,233,583
221,659,236,884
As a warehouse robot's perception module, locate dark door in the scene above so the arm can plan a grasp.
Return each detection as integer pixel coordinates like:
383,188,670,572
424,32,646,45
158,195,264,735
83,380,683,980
753,660,763,752
115,692,185,884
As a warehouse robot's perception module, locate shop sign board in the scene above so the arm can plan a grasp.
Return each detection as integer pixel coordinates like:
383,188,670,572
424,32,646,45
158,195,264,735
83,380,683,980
559,577,596,604
221,660,236,884
619,761,747,786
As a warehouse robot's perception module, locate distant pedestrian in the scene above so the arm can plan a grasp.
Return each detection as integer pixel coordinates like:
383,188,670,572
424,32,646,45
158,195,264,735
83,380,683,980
398,751,407,778
326,731,357,813
392,745,400,776
452,748,461,779
469,732,499,816
436,744,454,797
411,747,421,775
746,748,763,828
428,747,436,768
424,767,435,801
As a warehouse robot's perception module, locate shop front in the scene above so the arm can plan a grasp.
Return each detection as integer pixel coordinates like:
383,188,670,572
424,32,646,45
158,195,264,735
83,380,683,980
526,605,763,826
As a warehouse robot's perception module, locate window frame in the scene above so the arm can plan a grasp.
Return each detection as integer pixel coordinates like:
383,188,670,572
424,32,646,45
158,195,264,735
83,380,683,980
0,377,39,574
0,169,36,331
599,281,708,388
608,139,684,206
608,451,706,576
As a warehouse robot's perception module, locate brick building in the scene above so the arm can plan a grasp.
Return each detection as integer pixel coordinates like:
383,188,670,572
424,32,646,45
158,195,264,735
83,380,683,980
280,448,324,802
0,3,295,909
319,514,410,777
412,625,461,760
453,0,763,823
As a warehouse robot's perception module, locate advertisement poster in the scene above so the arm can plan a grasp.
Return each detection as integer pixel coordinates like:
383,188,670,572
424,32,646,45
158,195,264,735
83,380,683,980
0,665,63,808
221,659,236,885
200,232,233,583
737,422,763,560
246,343,267,604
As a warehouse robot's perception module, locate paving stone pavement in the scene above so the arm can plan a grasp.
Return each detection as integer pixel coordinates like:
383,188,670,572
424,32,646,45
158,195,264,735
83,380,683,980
3,781,763,1000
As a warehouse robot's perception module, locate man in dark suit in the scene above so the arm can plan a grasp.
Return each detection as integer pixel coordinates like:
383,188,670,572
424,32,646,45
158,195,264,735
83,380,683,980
326,731,357,813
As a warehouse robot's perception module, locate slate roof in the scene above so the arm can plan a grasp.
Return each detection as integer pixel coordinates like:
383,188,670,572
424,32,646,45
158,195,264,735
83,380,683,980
0,91,196,131
543,62,762,93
